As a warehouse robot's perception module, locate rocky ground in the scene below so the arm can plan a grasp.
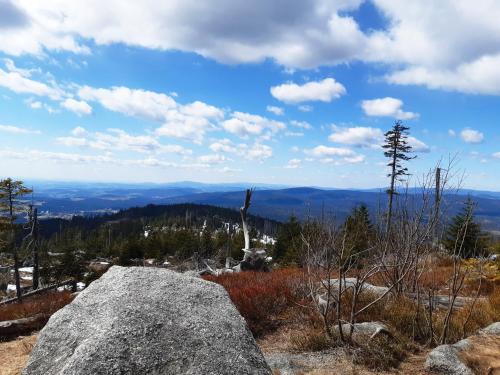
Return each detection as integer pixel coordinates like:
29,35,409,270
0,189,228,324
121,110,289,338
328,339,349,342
0,333,429,375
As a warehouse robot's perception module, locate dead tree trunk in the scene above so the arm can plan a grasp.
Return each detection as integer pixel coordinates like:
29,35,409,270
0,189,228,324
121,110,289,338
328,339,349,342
240,189,252,251
31,207,40,290
199,189,269,275
238,189,269,272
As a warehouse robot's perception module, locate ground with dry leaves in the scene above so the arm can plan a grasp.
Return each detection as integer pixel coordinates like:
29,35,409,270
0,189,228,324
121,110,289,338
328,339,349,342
0,334,37,375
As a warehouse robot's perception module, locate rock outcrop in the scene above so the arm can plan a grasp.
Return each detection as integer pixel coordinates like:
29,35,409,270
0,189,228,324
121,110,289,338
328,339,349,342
425,340,473,375
334,321,393,342
425,322,500,374
23,266,271,375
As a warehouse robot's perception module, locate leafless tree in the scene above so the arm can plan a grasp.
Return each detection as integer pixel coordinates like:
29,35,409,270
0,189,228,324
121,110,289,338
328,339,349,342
302,157,466,345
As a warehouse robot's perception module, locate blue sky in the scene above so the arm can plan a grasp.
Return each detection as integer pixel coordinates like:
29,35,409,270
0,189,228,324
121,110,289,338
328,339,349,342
0,1,499,189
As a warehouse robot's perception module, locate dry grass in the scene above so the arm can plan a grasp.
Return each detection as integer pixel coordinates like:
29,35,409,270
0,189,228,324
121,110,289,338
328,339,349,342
351,335,407,371
0,334,37,375
0,291,74,322
289,328,333,352
460,335,500,375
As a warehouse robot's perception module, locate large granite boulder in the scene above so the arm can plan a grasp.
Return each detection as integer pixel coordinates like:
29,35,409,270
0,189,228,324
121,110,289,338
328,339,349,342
425,340,473,375
23,266,271,375
425,322,500,374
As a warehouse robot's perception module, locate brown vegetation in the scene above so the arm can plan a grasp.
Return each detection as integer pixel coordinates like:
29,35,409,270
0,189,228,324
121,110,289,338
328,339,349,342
460,335,500,375
204,268,306,337
0,291,73,322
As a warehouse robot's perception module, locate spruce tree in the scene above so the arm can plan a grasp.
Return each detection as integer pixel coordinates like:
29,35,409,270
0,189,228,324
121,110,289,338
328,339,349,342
273,215,302,265
382,121,415,233
0,178,32,299
444,198,487,258
343,204,374,258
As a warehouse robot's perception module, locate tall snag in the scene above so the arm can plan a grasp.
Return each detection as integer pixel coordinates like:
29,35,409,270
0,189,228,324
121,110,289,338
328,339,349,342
238,189,269,271
383,121,415,233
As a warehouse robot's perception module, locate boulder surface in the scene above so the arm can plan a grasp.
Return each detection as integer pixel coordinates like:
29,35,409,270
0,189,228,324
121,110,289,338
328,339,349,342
23,266,271,375
425,322,500,374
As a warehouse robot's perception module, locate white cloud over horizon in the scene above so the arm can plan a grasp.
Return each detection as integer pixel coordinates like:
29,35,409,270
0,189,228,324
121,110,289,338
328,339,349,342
460,128,484,144
0,124,41,135
361,97,418,120
270,78,346,104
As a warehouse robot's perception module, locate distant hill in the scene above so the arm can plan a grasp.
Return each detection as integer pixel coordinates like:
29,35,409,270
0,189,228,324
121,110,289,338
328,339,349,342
38,203,280,239
29,181,500,231
164,188,500,231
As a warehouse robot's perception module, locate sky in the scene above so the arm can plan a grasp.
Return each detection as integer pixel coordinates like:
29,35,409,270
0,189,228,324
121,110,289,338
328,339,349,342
0,0,499,190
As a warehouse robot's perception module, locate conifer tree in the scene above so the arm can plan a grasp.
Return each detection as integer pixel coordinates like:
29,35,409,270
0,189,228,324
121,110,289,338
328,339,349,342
383,121,415,233
444,198,487,258
0,178,32,299
274,215,302,265
343,204,374,258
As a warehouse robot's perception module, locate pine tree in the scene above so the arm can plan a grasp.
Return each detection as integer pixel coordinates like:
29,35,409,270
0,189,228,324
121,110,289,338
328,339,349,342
273,215,302,265
200,228,215,258
382,121,416,233
343,204,374,259
443,198,487,258
0,178,32,299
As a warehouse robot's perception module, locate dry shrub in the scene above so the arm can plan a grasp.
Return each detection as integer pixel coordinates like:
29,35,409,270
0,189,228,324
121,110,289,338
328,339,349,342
0,291,74,322
204,268,305,337
433,255,455,268
343,290,385,323
381,295,421,338
488,287,500,318
351,335,407,371
290,327,332,352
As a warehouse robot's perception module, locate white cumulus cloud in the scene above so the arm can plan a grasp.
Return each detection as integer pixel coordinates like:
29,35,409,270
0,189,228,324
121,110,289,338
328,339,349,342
329,126,383,147
285,158,301,169
266,105,284,116
270,78,346,104
61,98,92,116
0,124,41,135
361,97,418,120
222,111,285,138
460,128,484,144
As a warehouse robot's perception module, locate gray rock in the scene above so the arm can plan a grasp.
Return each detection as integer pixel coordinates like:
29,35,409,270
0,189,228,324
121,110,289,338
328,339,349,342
324,278,389,296
479,321,500,335
23,266,271,375
264,353,306,375
425,321,500,374
425,339,473,375
334,321,393,341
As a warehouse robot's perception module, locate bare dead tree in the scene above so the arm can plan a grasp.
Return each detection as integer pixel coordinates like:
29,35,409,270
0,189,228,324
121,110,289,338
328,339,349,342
23,204,40,290
440,202,475,344
302,157,465,345
199,188,269,275
240,189,252,251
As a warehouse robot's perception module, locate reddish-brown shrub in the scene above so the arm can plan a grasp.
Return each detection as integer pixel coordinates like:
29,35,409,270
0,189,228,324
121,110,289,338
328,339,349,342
204,268,305,337
0,291,74,322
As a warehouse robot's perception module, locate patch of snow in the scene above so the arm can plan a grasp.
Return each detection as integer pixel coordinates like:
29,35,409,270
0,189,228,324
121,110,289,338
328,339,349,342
7,284,16,292
18,267,34,273
77,282,86,291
